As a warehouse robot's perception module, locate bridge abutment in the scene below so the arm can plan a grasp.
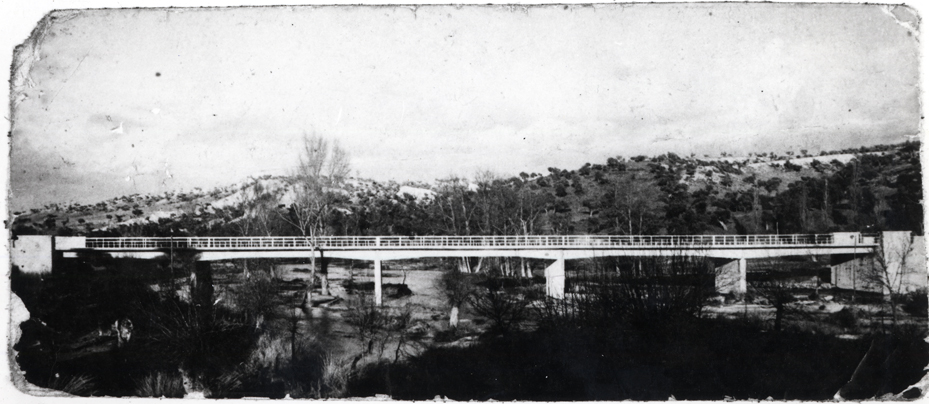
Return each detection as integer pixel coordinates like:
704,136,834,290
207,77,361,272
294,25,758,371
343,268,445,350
830,254,880,293
829,232,927,294
10,235,54,274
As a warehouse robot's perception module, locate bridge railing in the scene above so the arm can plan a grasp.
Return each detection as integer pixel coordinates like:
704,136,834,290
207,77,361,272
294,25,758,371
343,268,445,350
80,233,847,250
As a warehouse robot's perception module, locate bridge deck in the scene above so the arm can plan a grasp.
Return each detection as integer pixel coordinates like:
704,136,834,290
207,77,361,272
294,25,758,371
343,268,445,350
63,234,877,251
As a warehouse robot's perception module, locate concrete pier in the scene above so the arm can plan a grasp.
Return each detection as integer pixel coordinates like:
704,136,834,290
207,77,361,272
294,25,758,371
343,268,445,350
544,255,566,299
374,259,383,306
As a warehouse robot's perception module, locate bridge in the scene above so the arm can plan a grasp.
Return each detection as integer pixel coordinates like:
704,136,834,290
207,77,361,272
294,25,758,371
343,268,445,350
35,232,884,304
57,233,876,260
12,232,902,305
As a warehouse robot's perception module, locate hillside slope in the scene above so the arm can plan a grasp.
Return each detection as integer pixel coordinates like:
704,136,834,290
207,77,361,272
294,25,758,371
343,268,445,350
10,141,922,237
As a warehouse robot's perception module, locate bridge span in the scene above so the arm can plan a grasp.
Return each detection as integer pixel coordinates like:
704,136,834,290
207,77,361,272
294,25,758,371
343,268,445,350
41,233,881,303
56,233,877,261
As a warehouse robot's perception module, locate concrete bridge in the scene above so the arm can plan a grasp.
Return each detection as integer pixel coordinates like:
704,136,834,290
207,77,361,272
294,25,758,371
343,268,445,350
13,232,886,304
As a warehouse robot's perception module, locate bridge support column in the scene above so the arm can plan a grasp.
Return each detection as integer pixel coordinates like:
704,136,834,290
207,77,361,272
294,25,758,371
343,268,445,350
738,258,747,294
193,261,214,321
545,254,565,299
714,258,747,295
374,259,383,306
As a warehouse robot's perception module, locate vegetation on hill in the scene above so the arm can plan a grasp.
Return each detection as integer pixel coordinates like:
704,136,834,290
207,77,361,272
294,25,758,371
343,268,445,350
11,140,921,239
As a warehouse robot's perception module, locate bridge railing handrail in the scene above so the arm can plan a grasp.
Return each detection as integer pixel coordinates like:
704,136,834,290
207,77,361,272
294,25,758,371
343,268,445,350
78,233,863,250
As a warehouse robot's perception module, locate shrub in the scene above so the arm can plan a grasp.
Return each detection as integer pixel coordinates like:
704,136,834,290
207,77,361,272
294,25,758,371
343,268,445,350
539,255,713,331
134,289,256,391
344,299,424,369
242,332,347,399
440,269,475,328
135,371,185,398
231,271,280,328
467,288,529,334
830,307,859,330
783,160,802,172
441,270,475,307
900,289,928,318
572,179,584,194
752,281,797,332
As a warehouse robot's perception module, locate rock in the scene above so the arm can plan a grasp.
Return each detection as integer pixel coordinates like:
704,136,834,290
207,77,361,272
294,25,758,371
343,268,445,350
9,293,29,352
900,387,922,399
9,293,30,390
113,317,133,347
8,294,72,396
384,283,413,298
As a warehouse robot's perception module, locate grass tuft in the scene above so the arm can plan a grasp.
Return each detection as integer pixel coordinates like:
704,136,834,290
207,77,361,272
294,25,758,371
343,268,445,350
48,373,96,396
134,371,185,398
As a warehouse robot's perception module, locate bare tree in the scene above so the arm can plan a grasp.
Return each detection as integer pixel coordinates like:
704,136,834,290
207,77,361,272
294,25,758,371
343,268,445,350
280,133,351,303
432,176,481,273
601,174,666,235
509,180,552,277
226,177,283,277
865,232,920,327
751,280,798,332
470,172,551,277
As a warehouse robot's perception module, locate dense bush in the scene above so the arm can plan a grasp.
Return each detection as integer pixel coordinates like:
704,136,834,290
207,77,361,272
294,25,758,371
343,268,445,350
900,289,928,318
236,331,348,399
467,288,529,334
830,307,860,330
231,270,281,328
13,257,258,397
346,317,895,401
542,255,713,329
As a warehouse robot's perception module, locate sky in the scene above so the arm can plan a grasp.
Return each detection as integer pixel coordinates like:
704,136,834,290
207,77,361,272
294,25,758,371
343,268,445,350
6,3,922,211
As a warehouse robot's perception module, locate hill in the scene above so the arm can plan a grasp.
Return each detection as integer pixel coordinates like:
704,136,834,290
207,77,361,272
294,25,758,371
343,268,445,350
10,141,922,238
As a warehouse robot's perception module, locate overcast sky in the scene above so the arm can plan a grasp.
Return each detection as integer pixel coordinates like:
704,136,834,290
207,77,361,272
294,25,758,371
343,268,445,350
7,3,921,211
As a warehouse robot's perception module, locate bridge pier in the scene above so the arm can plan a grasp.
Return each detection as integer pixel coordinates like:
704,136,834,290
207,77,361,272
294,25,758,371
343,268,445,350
374,259,383,306
192,261,214,320
714,258,747,295
738,258,747,294
544,253,565,299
